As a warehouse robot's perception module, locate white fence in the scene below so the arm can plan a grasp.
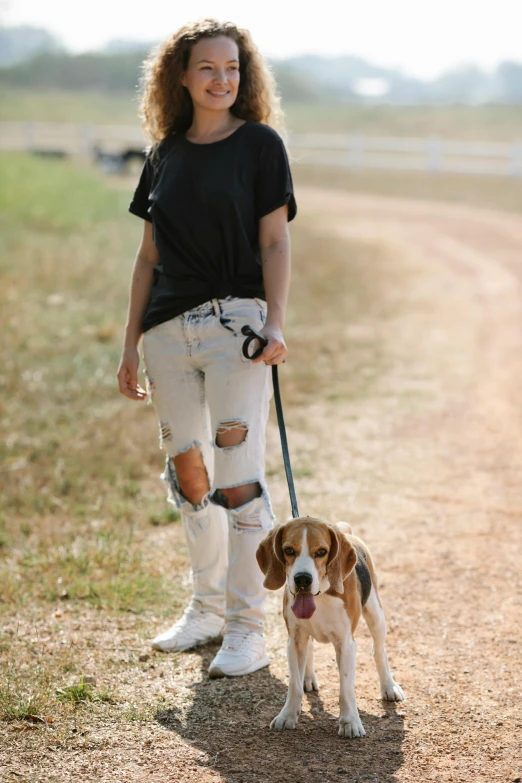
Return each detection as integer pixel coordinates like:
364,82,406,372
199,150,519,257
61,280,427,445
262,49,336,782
1,121,521,178
0,121,144,156
288,132,522,178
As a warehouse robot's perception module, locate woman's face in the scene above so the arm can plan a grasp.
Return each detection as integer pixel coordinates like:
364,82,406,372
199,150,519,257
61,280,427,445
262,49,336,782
182,35,240,113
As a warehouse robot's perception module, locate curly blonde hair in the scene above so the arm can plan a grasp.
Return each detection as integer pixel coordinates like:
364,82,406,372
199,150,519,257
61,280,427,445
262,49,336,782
139,19,286,145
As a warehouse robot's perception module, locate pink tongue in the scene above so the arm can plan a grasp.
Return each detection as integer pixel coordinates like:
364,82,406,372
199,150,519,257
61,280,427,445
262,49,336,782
292,593,316,619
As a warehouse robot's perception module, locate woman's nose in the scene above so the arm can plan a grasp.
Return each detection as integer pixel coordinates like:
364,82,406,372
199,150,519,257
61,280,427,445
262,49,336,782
213,68,227,84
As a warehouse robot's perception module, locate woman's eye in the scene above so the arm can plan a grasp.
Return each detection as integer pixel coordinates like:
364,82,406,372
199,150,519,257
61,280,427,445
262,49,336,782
283,548,295,556
315,549,327,558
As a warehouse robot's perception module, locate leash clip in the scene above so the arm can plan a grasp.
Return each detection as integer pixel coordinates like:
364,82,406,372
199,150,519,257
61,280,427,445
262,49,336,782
241,324,268,361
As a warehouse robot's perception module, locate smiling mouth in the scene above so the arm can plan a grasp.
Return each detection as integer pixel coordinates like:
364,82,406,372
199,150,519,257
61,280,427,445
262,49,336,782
207,90,230,97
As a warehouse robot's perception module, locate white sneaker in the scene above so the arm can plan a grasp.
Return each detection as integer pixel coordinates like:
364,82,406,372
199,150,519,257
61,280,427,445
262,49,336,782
151,608,224,653
208,631,270,677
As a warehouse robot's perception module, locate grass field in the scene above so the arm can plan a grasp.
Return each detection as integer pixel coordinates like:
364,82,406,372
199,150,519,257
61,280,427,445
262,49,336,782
2,88,522,140
293,165,522,214
2,154,521,781
0,153,401,724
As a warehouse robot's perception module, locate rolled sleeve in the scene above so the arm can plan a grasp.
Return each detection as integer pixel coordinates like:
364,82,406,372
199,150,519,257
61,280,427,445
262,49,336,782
255,133,297,223
129,156,153,222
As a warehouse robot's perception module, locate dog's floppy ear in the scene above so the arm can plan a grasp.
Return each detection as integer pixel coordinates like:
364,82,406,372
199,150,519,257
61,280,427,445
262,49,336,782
256,524,286,590
326,524,357,594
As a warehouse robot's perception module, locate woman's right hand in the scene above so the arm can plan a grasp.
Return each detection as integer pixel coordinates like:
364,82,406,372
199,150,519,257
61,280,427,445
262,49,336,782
117,347,147,401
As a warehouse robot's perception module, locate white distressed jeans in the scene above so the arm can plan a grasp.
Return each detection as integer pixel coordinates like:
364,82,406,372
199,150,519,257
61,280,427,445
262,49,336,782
142,297,275,632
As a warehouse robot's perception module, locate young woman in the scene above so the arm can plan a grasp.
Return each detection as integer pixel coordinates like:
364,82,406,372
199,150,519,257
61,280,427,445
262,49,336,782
117,18,296,678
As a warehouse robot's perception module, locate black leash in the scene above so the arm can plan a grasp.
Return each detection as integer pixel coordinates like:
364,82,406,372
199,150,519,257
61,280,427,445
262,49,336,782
241,325,299,519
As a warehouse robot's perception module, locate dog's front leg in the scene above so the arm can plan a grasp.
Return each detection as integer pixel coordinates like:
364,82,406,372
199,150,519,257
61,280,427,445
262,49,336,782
271,628,308,730
335,637,366,738
304,637,319,692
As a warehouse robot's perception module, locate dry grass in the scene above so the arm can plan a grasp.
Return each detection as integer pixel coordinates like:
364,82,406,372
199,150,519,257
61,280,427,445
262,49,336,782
2,90,522,142
0,153,400,732
0,151,408,747
0,155,189,728
2,154,521,782
294,165,522,214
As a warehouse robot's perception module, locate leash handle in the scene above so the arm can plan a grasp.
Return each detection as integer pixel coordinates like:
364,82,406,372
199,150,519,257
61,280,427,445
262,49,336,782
241,325,267,360
241,325,300,519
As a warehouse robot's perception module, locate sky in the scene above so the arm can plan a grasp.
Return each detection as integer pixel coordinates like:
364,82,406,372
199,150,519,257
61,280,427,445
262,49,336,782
2,0,521,80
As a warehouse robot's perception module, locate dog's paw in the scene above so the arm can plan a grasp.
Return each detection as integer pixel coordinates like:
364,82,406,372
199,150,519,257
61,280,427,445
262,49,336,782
381,681,405,702
304,672,319,692
338,715,366,738
270,710,299,731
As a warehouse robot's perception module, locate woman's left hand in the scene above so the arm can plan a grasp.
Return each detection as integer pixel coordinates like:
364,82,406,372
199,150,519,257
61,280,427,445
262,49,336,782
252,324,288,365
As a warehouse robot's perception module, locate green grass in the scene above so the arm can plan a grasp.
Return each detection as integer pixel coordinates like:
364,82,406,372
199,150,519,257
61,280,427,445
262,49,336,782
1,154,146,515
55,676,112,705
0,88,141,124
148,508,180,526
0,153,187,618
0,663,53,721
55,677,95,704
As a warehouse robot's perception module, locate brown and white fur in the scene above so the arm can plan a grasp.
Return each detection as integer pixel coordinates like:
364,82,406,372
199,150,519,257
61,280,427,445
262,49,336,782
256,516,404,737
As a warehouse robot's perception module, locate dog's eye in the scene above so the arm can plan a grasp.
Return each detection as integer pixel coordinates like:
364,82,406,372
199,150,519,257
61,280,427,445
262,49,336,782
283,547,295,557
315,549,327,558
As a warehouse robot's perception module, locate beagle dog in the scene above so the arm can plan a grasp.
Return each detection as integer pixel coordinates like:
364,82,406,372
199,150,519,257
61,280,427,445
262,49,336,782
256,516,404,737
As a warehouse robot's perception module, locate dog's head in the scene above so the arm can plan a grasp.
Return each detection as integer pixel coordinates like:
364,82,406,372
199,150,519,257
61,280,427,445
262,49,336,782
256,517,357,619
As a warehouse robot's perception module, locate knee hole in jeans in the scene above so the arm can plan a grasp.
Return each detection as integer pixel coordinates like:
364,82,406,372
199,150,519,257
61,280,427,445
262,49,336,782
215,419,248,449
172,445,210,507
218,481,262,510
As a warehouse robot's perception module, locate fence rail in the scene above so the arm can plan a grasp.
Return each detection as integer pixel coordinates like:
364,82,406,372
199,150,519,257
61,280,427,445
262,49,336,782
1,121,521,177
288,132,522,177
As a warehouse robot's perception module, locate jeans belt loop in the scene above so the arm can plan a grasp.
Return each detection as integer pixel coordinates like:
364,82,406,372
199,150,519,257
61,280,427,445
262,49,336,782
212,298,221,317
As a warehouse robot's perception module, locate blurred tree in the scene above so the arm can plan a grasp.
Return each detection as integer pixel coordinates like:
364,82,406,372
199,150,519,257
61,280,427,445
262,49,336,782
429,64,494,104
0,37,521,105
0,25,63,66
0,50,147,90
496,61,522,102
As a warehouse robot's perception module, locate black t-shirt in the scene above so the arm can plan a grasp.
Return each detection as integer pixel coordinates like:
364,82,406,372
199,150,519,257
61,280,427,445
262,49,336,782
129,121,297,332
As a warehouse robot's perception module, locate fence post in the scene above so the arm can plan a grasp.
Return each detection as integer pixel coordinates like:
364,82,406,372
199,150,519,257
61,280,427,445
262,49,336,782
79,124,94,157
510,143,522,177
427,138,443,173
347,135,363,170
24,121,35,152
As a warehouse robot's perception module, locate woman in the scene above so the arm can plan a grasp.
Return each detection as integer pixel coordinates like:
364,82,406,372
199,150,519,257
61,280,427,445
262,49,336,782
117,18,296,678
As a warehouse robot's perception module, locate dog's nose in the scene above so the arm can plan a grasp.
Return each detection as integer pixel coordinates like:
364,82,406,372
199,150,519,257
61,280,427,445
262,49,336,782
294,572,313,590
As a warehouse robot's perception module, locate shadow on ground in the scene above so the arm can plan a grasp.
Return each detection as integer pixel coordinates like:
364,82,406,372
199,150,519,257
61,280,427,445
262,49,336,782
155,643,404,783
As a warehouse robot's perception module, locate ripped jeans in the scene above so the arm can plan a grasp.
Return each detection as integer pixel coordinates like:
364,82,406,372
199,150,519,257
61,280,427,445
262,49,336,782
142,297,275,532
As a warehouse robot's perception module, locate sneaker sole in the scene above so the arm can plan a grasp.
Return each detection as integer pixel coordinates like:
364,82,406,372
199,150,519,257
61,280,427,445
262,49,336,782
208,655,270,678
151,633,223,653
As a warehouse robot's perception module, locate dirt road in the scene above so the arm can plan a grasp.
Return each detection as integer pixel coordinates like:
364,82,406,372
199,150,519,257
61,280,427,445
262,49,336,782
262,188,522,783
160,188,522,783
4,186,522,783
